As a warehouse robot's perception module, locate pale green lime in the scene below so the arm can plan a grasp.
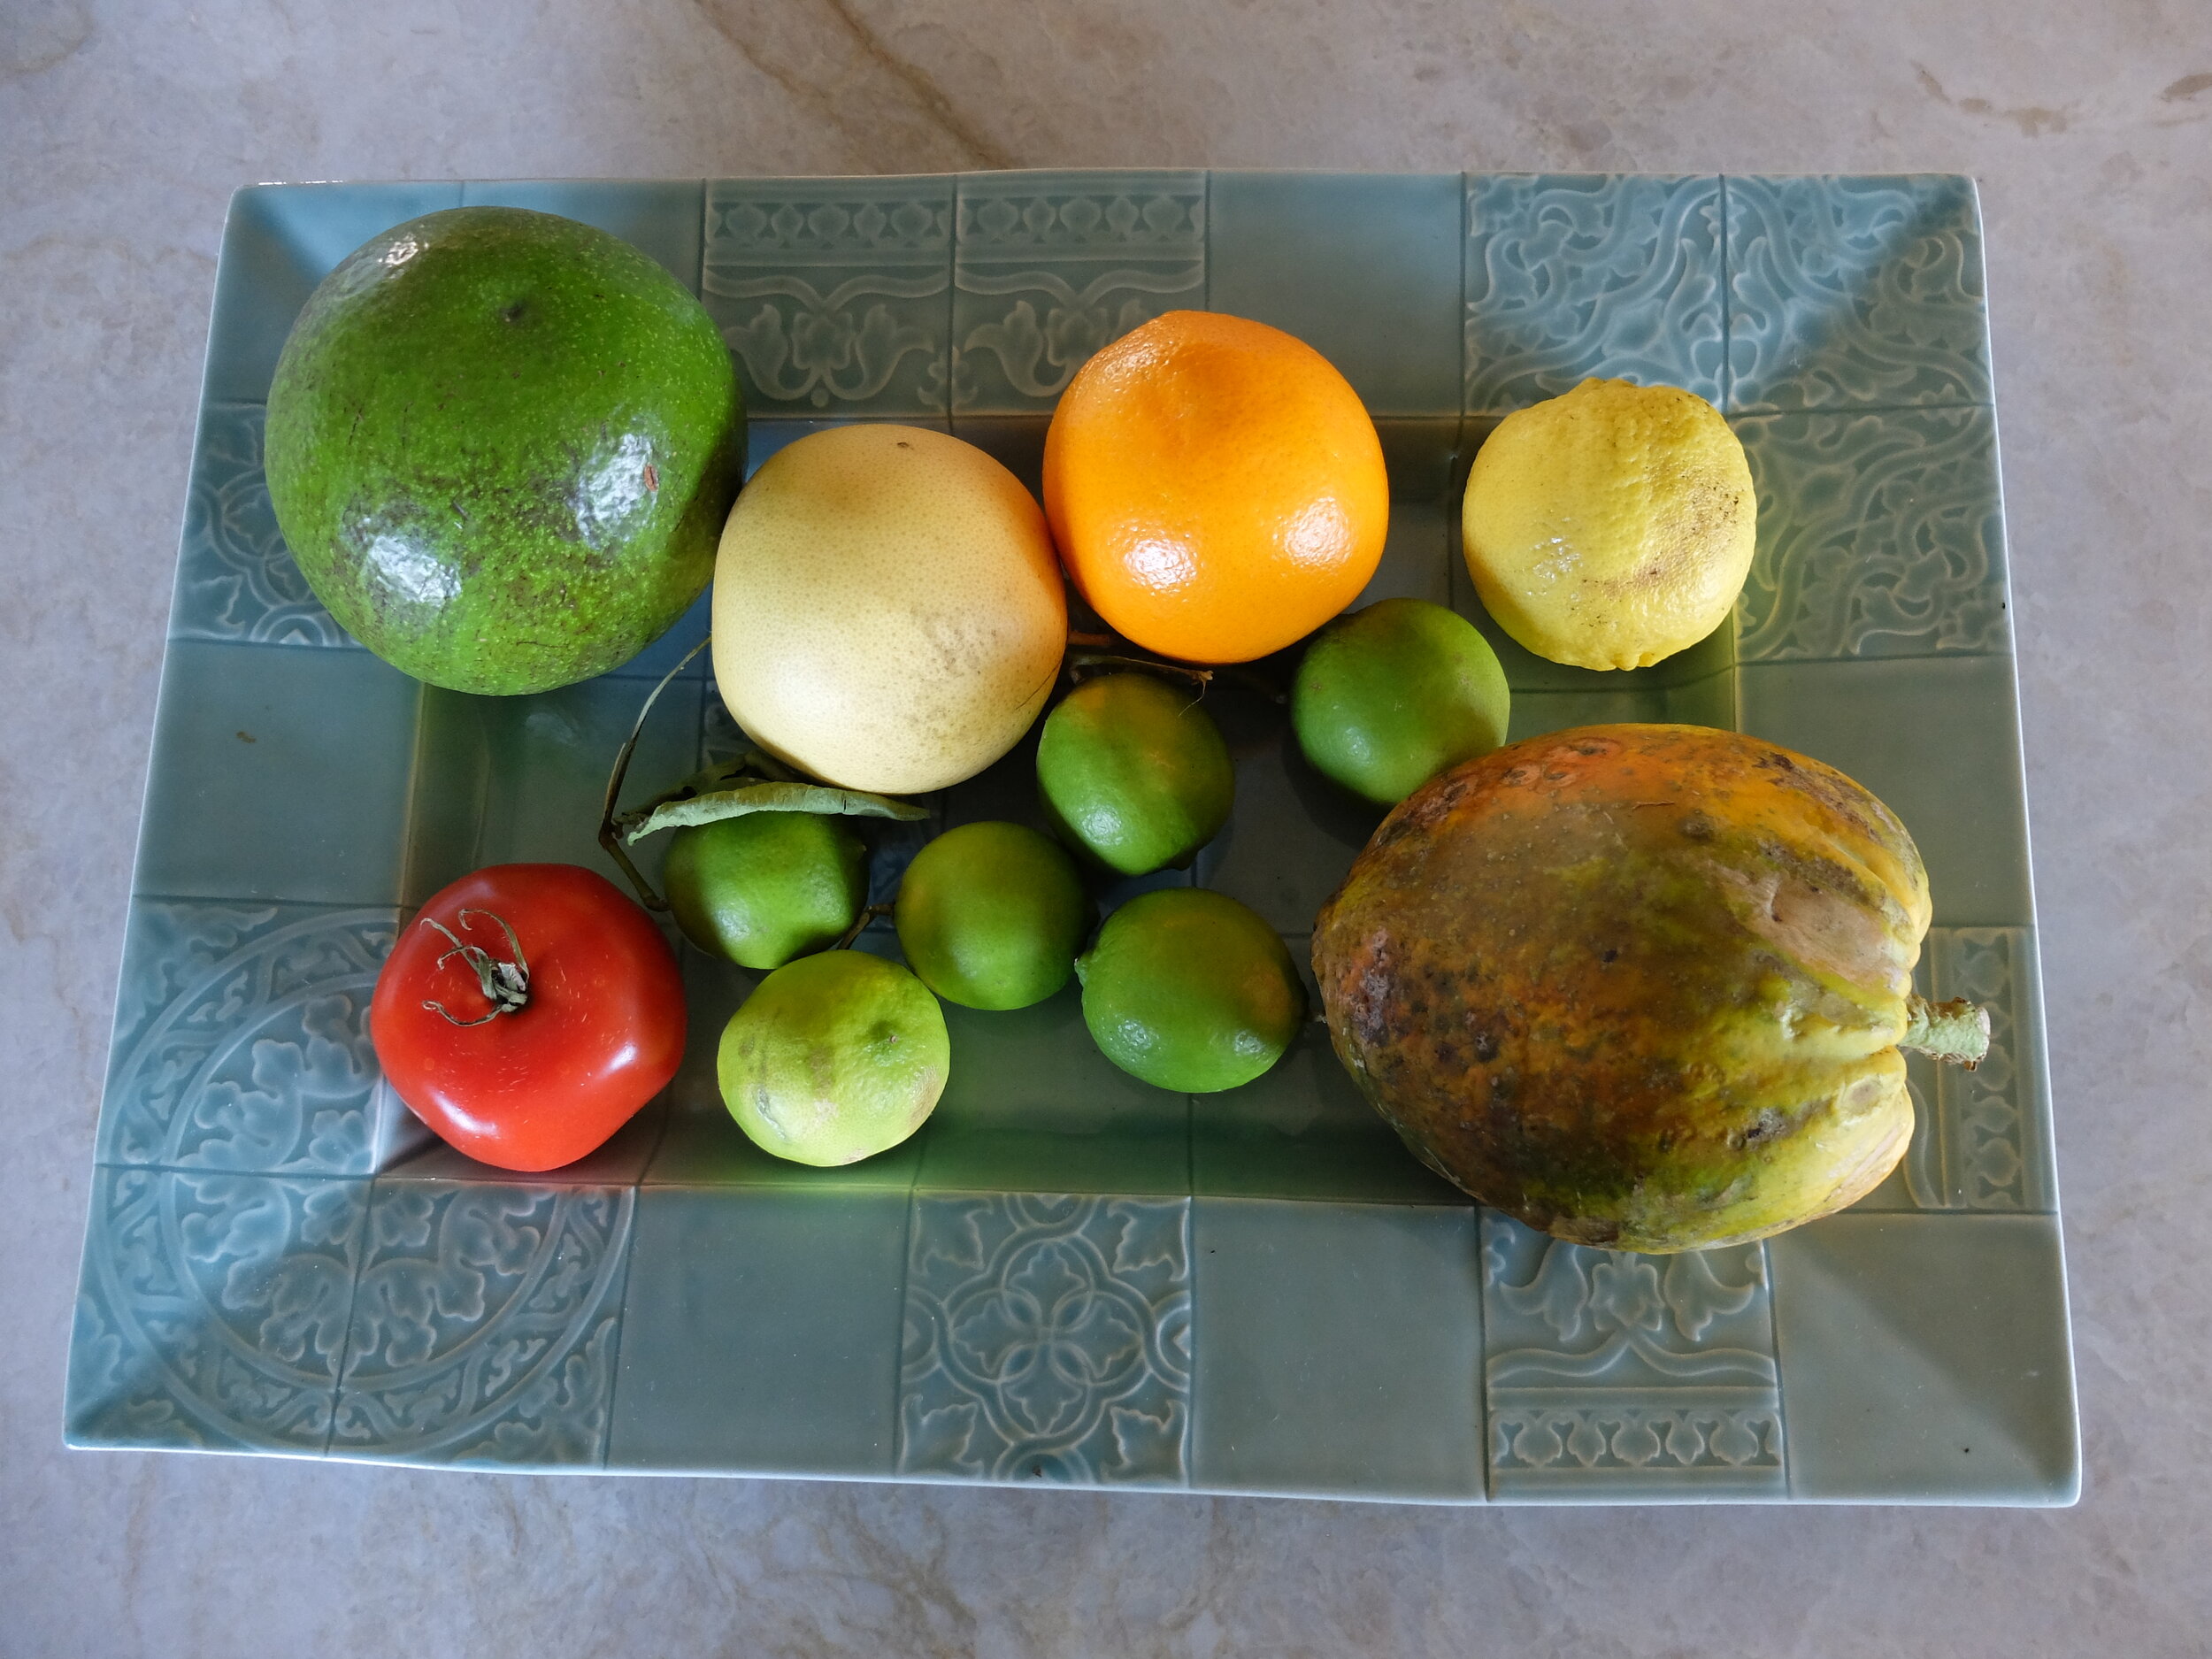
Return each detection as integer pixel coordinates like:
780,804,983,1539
717,949,948,1165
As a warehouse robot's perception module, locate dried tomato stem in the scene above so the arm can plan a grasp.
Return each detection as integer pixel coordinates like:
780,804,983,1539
1901,993,1992,1069
599,636,710,912
419,909,531,1025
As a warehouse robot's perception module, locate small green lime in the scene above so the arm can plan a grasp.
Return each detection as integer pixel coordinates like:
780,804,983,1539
895,821,1089,1010
1075,887,1305,1093
1035,673,1233,876
1291,597,1511,806
718,949,949,1166
663,811,865,970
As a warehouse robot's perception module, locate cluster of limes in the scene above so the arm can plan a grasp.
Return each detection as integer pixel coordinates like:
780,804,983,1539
672,666,1302,1167
687,311,1755,1168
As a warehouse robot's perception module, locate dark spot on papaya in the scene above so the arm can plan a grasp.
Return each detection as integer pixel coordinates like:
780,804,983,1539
234,729,256,744
896,440,912,449
1680,812,1715,841
1601,948,1617,964
1503,765,1538,787
501,301,528,325
1471,1028,1499,1062
1545,769,1571,782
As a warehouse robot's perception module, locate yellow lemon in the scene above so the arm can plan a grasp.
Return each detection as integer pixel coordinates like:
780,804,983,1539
1459,379,1755,671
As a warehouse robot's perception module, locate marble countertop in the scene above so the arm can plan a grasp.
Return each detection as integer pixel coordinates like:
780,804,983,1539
5,2,2208,1653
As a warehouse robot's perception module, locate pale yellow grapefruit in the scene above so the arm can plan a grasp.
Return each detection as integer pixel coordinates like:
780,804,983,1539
711,425,1068,795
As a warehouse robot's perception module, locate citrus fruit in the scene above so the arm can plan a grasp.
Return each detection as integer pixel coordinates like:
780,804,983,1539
712,424,1067,795
266,207,743,695
1292,597,1512,806
717,949,949,1166
894,821,1089,1010
1042,310,1388,664
1460,378,1755,671
662,811,866,970
1035,673,1233,876
1076,887,1305,1093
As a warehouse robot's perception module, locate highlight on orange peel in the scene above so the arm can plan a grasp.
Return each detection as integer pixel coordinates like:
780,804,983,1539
1041,310,1389,664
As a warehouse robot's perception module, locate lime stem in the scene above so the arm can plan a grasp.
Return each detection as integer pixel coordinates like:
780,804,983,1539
599,635,710,912
833,903,894,952
1901,993,1992,1069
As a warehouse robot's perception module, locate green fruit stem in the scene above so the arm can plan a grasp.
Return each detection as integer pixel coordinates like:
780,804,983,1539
833,903,895,951
598,637,710,911
1900,993,1993,1068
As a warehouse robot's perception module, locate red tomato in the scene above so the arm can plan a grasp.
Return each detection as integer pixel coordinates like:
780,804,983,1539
372,864,685,1172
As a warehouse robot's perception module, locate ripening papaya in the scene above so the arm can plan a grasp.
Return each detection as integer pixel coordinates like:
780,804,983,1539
1311,724,1989,1254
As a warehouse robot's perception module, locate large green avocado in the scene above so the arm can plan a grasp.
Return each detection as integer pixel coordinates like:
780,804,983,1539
265,207,744,695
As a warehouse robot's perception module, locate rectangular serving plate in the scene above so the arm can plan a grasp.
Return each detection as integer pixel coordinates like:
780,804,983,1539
67,172,2078,1505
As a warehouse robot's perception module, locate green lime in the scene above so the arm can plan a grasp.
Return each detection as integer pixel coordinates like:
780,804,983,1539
1035,673,1233,876
718,949,949,1166
895,821,1089,1010
663,811,866,970
1291,597,1511,806
1075,887,1305,1093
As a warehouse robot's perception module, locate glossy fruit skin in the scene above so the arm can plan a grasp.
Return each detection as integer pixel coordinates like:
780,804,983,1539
371,864,685,1172
713,424,1067,794
1313,725,1931,1253
663,811,867,970
1043,311,1388,664
894,821,1089,1010
718,949,949,1166
266,207,744,695
1293,598,1512,806
1077,887,1306,1093
1035,673,1233,876
1460,379,1754,672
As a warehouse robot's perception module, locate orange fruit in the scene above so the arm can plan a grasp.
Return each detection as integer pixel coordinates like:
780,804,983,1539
1042,311,1388,664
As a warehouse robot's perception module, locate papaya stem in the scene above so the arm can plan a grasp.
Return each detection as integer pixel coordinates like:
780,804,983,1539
599,636,710,913
1901,993,1991,1069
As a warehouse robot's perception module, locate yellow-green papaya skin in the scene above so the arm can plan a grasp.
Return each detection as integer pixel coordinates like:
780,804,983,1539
1312,724,1931,1254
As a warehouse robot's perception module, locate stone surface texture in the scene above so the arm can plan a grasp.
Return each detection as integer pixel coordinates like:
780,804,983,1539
4,2,2208,1654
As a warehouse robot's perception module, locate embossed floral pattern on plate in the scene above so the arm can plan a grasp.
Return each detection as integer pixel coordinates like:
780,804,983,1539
67,1168,368,1451
952,170,1203,415
1725,174,1991,412
703,176,953,417
1482,1213,1786,1495
1464,173,1724,413
171,402,357,649
99,900,403,1176
1875,926,2052,1214
332,1182,634,1467
899,1194,1192,1486
1734,406,2008,661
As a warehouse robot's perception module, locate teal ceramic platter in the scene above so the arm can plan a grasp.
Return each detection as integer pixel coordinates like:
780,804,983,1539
67,173,2077,1504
